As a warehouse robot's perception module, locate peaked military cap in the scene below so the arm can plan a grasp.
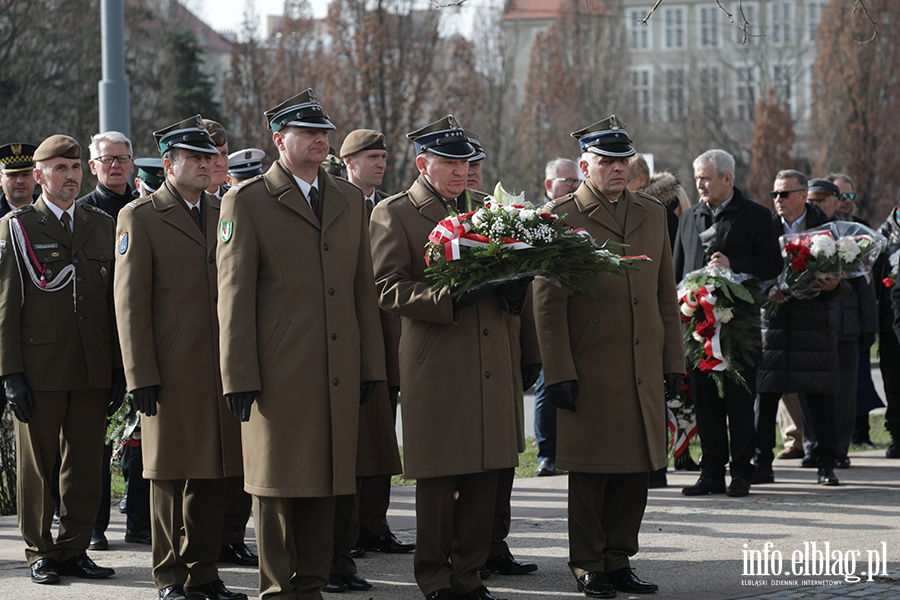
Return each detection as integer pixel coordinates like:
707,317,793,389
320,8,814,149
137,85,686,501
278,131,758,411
466,130,486,162
0,143,38,173
227,148,266,178
153,115,218,156
571,115,635,158
340,129,386,158
34,135,82,162
808,178,841,196
134,158,165,192
265,88,336,133
202,119,228,147
407,115,475,159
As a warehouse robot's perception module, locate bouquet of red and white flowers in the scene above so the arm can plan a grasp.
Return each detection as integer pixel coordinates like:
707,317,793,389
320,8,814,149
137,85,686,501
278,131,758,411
828,221,887,278
424,183,650,298
883,250,900,289
777,228,843,299
666,372,697,459
677,267,768,397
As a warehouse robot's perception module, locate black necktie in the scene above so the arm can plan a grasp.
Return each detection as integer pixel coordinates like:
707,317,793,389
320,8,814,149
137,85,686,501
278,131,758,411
308,187,320,221
190,205,202,230
60,212,72,242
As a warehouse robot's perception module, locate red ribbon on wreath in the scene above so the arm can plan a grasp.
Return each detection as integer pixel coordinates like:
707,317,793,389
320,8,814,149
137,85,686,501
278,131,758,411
678,284,728,372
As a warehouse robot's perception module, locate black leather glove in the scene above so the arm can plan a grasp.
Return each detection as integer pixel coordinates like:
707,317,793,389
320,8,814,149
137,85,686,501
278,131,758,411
546,380,577,412
226,391,258,422
108,369,127,416
452,286,489,310
860,333,876,353
664,373,684,402
360,381,377,405
4,373,34,423
498,276,532,306
522,363,542,391
131,386,159,417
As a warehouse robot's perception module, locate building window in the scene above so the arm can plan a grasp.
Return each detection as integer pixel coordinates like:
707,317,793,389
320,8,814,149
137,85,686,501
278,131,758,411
663,67,686,122
770,2,796,46
629,9,651,51
664,7,685,49
773,63,793,116
808,1,826,41
732,2,760,44
699,65,723,115
734,66,757,121
631,68,652,123
699,6,720,48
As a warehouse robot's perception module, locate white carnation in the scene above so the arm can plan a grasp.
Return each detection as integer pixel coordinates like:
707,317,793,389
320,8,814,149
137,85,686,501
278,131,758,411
692,331,705,342
810,234,837,258
889,250,900,271
681,302,696,317
838,238,861,263
717,307,734,323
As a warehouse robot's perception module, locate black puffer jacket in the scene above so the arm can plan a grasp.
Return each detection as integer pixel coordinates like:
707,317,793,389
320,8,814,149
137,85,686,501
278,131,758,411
757,203,851,395
874,207,900,331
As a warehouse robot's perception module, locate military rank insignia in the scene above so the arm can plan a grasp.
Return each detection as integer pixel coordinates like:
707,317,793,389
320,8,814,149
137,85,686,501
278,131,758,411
220,221,233,243
117,232,128,254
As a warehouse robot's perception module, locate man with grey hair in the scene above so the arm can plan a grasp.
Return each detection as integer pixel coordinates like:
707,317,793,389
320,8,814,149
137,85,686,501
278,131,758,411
674,149,781,498
79,131,134,217
542,158,579,206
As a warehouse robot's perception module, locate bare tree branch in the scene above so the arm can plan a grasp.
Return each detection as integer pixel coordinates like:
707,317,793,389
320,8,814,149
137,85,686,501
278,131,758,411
853,0,878,44
428,0,467,7
637,0,663,25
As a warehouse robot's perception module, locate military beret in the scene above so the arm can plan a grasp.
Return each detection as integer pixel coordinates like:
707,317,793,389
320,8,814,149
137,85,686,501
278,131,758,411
153,115,218,156
265,88,336,133
406,115,474,159
0,143,38,173
202,119,228,147
34,135,82,162
340,129,386,158
808,178,841,196
571,115,635,159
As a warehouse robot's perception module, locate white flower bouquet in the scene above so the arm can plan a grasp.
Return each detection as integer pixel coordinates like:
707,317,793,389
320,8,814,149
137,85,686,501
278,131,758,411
827,221,887,278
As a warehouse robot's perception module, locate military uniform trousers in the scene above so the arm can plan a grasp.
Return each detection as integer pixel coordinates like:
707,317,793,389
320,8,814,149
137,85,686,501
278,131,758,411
357,475,391,542
489,467,515,560
16,388,107,565
222,475,252,546
414,470,500,596
567,471,649,578
254,495,336,600
332,478,364,576
150,477,226,589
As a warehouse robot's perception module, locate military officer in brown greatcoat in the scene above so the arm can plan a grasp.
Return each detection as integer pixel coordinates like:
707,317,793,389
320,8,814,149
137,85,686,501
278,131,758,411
369,115,529,600
216,89,385,600
114,116,246,600
0,134,123,585
532,116,684,598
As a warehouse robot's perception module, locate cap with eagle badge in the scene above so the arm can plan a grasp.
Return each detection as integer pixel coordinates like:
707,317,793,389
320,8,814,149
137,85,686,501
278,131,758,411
406,115,475,159
0,143,38,173
571,115,636,159
153,115,219,156
34,135,82,162
134,158,165,193
466,130,486,163
265,89,336,133
339,129,386,158
227,148,266,179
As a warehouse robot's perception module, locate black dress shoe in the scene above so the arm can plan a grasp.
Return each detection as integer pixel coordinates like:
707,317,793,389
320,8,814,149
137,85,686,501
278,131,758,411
835,456,850,469
887,441,900,458
185,579,248,600
349,546,367,558
750,467,775,484
323,572,348,593
535,458,555,476
477,566,491,580
125,527,152,545
606,567,659,594
340,572,373,590
576,572,615,598
57,553,114,579
817,469,840,486
357,531,415,553
453,584,507,600
681,475,726,496
726,478,751,497
30,558,59,585
89,531,109,550
483,552,538,575
800,454,817,468
52,508,60,524
159,585,189,600
426,589,453,600
218,542,258,566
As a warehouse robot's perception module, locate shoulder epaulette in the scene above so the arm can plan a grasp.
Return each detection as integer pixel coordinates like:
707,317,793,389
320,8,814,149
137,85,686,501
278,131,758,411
126,197,152,210
635,190,663,205
80,203,114,219
7,205,33,218
381,191,410,205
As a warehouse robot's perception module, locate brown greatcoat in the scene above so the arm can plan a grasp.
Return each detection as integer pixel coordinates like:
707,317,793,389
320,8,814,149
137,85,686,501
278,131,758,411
217,162,385,498
532,185,684,473
114,183,242,480
369,176,521,479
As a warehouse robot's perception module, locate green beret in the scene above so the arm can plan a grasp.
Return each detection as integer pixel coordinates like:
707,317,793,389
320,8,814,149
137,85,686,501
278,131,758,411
34,135,82,162
340,129,386,158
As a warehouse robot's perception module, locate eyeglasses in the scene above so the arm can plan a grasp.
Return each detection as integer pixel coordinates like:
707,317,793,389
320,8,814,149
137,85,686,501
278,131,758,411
551,177,580,187
839,192,856,202
769,189,804,200
95,154,132,165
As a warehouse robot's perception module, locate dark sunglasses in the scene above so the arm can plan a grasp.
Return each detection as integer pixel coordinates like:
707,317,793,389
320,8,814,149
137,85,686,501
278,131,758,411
769,189,804,200
840,192,856,202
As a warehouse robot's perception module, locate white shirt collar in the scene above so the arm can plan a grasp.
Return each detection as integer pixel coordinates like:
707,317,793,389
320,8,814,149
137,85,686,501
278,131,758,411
710,192,734,216
292,174,319,209
782,208,808,234
43,195,76,233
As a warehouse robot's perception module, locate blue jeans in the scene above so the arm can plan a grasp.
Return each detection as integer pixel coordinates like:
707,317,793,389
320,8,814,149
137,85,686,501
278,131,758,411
122,440,151,531
533,370,556,462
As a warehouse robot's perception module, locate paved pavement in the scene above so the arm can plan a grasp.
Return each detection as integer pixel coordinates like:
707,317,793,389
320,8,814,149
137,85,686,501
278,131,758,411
0,448,898,599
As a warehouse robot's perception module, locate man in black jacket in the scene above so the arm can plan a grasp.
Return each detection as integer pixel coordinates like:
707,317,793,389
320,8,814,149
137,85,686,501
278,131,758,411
755,170,849,486
674,149,782,498
78,132,134,216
